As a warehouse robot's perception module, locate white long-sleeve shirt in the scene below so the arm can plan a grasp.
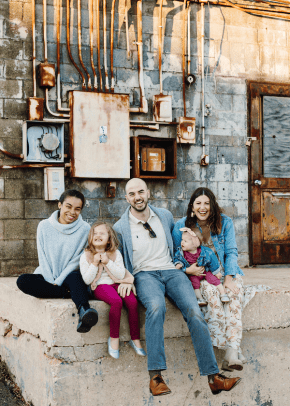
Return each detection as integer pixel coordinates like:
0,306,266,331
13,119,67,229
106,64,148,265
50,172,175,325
80,250,126,287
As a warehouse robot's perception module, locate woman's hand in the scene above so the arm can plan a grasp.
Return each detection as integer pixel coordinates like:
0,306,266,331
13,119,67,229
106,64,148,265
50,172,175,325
100,252,109,265
185,263,205,276
223,275,239,294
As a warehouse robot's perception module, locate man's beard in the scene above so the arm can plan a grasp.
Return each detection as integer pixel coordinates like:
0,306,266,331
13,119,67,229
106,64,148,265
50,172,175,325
132,200,148,212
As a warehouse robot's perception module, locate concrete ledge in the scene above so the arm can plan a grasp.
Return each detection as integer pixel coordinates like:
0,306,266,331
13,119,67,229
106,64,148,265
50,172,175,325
0,269,289,405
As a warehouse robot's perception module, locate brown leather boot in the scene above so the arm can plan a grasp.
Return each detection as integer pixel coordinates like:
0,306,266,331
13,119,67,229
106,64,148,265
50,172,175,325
149,374,172,396
208,373,241,395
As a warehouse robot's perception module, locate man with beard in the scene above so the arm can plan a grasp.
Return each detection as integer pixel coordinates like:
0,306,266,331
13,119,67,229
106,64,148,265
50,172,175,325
113,178,241,396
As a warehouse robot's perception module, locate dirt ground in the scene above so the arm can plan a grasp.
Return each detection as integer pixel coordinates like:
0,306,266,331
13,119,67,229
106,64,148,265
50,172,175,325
0,358,31,406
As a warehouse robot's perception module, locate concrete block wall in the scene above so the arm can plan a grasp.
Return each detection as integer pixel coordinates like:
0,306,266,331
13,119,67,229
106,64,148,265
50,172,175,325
1,0,290,274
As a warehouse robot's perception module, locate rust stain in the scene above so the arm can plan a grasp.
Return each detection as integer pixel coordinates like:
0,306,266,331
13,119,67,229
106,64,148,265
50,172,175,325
38,62,56,88
27,97,44,121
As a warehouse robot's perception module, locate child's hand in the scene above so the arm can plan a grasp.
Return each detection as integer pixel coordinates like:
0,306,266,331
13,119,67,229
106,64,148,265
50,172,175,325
215,272,222,279
100,252,109,265
93,253,101,265
175,264,182,270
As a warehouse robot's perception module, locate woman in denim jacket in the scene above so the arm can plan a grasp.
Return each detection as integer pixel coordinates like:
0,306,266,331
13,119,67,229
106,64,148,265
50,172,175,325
172,187,245,372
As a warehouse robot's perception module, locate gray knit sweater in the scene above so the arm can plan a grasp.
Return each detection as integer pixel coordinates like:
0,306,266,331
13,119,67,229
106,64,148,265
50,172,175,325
34,210,91,286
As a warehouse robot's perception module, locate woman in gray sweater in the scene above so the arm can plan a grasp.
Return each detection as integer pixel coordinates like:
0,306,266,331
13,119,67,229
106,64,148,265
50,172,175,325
17,189,98,333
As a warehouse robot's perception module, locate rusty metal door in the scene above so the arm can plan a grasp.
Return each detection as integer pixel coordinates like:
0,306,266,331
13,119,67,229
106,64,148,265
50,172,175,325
248,81,290,264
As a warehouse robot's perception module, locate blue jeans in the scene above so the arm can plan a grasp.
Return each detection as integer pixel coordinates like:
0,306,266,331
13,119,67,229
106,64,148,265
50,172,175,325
134,269,219,376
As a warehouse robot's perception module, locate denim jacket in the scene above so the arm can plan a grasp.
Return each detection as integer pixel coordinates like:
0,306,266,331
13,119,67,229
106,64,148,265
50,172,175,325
174,245,221,275
172,214,244,278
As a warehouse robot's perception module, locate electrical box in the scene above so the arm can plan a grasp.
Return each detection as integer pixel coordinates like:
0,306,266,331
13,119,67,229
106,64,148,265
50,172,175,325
153,94,172,122
44,167,65,200
141,147,166,172
177,117,196,144
131,136,177,179
38,62,56,88
22,121,64,162
69,91,130,179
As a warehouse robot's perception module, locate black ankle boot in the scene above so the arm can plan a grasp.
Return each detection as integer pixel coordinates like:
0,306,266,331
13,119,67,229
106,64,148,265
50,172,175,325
77,305,98,333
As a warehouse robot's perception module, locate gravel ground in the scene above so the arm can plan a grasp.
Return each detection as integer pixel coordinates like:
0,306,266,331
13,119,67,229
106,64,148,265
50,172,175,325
0,358,31,406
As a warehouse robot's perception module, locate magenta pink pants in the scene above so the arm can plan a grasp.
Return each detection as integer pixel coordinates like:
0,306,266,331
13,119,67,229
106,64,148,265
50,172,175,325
93,283,140,340
189,272,221,290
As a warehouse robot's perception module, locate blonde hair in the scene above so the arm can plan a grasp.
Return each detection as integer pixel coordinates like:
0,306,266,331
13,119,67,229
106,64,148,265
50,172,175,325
86,221,119,254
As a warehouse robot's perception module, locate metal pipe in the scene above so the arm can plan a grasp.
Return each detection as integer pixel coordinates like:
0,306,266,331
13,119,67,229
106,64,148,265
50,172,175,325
89,0,98,90
0,163,69,170
159,0,163,94
201,3,206,161
96,0,103,91
0,147,24,159
67,0,86,90
129,120,178,125
103,0,109,91
110,0,116,92
182,0,187,117
130,0,148,113
77,0,92,89
57,0,70,111
32,0,36,97
43,0,48,62
187,2,191,74
45,88,70,118
125,1,130,58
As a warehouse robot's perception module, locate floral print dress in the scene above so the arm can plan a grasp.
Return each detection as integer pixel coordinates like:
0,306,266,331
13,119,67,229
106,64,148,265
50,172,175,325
200,236,270,350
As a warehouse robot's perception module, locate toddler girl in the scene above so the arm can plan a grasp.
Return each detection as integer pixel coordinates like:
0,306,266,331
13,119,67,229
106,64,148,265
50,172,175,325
80,221,146,359
174,227,230,306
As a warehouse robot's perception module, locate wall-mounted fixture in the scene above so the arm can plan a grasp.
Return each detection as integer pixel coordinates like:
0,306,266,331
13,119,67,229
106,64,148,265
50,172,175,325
44,167,65,200
177,117,196,143
153,95,173,123
22,121,64,163
130,136,177,179
69,91,130,179
106,182,116,198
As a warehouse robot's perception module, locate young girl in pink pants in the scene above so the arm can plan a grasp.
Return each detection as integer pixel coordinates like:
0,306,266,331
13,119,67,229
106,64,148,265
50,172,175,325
80,221,146,359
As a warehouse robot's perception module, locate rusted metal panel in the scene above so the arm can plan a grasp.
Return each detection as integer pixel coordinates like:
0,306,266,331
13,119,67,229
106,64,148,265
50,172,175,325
141,147,165,172
27,97,44,121
69,91,130,179
262,191,290,242
153,94,172,122
177,117,196,143
248,81,290,265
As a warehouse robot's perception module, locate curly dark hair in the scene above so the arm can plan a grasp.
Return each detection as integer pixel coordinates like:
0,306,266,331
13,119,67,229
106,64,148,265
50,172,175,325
185,187,223,235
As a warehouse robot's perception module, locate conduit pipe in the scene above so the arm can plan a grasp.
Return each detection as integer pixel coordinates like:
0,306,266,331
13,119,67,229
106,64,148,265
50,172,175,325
188,2,191,75
45,88,70,118
89,0,98,90
200,2,208,166
130,0,148,113
110,0,116,91
56,0,70,111
43,0,70,118
125,1,130,58
0,163,70,170
182,0,187,117
103,0,109,91
159,0,164,94
32,0,36,97
96,0,103,91
0,147,24,159
78,0,92,89
67,0,86,90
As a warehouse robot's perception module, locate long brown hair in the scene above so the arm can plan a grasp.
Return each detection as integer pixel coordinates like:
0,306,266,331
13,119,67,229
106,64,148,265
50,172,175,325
185,187,223,235
86,221,119,254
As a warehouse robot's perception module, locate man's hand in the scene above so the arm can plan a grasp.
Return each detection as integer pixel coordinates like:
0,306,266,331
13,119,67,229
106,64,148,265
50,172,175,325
215,272,222,280
175,263,182,270
185,263,205,276
117,283,136,298
93,253,101,265
100,252,109,265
